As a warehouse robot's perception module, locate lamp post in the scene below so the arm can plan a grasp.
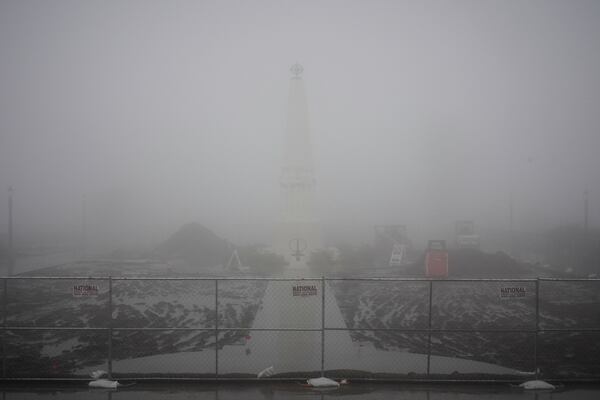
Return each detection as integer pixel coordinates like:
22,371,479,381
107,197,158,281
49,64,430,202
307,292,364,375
584,188,589,236
8,186,14,276
81,194,87,257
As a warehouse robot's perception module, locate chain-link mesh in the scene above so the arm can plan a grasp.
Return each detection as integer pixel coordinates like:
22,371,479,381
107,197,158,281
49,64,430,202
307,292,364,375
217,279,323,377
431,280,536,330
4,328,108,378
111,329,215,378
428,280,536,379
110,278,216,377
429,332,535,376
0,280,4,324
245,280,323,330
6,278,110,327
538,331,600,379
323,280,429,378
3,278,110,378
327,280,430,330
537,280,600,379
324,330,428,378
112,279,215,329
2,276,599,380
218,329,322,377
539,280,600,329
217,280,268,329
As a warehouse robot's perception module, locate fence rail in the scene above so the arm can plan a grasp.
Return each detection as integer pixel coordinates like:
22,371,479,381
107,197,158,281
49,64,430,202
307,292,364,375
1,276,599,381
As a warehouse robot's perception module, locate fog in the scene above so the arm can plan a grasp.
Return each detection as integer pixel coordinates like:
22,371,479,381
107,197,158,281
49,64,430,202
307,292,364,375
1,0,599,252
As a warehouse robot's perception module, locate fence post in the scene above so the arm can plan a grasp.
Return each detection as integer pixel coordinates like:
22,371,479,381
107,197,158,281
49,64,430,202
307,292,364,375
427,280,433,376
108,276,113,380
534,278,540,379
215,279,219,378
2,278,7,378
321,276,325,377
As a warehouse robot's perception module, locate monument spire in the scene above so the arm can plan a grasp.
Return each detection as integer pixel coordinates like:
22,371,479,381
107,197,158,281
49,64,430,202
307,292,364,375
290,62,303,77
275,63,321,270
244,64,350,376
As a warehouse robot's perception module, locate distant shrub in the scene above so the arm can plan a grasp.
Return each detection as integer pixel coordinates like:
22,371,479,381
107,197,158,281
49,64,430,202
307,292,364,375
238,246,287,275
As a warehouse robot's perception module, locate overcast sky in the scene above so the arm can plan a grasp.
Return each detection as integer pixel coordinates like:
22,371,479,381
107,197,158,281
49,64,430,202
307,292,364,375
1,0,599,249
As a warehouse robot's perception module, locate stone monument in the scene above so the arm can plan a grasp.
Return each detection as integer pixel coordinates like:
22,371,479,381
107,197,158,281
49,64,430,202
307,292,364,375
274,63,321,270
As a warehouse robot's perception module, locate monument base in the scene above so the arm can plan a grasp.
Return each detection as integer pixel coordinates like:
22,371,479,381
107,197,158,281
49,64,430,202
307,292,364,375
273,220,321,269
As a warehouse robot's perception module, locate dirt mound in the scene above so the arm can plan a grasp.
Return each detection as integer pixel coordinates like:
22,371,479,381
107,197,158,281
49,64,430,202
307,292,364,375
157,222,229,268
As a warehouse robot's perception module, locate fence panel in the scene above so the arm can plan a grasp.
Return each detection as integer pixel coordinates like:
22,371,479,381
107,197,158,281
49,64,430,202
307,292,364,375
109,278,216,378
4,328,108,378
216,280,267,329
538,279,600,379
327,280,430,330
428,331,535,376
217,279,323,376
539,280,600,329
1,276,599,381
323,279,429,378
6,278,110,328
112,279,215,329
537,331,600,379
245,279,322,330
324,330,429,378
218,329,322,377
431,280,537,331
111,329,216,378
427,280,537,379
1,279,5,325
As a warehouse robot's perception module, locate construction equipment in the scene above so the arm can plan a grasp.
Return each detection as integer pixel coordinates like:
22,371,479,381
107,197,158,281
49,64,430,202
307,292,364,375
425,239,449,277
226,248,249,272
374,225,409,267
455,220,480,249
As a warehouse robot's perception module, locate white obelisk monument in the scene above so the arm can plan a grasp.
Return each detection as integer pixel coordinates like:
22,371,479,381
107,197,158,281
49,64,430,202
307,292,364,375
224,65,352,375
275,63,321,270
246,64,326,373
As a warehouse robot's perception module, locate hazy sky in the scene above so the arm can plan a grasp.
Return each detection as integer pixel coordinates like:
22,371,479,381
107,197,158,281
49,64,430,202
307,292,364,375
1,0,599,248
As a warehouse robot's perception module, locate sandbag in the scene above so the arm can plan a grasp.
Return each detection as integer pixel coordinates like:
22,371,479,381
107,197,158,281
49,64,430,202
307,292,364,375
519,380,555,390
89,379,119,389
307,377,340,388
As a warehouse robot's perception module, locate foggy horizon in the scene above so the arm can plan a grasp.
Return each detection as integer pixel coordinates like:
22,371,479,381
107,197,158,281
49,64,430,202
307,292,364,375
2,2,600,389
1,0,600,252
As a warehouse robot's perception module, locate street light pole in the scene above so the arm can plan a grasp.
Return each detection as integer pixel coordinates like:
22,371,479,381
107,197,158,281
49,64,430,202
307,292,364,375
8,186,14,276
81,194,87,257
509,192,514,257
584,188,589,236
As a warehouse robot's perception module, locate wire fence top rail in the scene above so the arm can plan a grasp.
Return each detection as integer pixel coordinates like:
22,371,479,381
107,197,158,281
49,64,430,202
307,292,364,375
0,275,577,281
5,275,600,281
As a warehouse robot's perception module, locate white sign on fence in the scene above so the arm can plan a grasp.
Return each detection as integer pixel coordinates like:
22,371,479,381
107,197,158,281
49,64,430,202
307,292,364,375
73,284,99,297
292,285,318,297
500,286,528,299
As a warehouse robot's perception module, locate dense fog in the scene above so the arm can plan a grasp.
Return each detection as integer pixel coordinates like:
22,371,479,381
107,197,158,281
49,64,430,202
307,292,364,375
1,0,599,255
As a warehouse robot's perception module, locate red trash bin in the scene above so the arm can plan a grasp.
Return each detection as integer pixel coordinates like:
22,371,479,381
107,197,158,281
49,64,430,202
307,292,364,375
425,240,448,278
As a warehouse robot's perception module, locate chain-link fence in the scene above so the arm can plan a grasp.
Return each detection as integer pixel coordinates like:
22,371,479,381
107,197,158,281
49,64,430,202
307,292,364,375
1,277,599,381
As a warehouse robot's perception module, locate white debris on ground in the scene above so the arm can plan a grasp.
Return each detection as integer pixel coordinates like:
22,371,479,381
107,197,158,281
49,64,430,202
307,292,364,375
89,370,107,379
518,380,556,390
89,379,119,389
257,366,275,378
307,377,340,388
